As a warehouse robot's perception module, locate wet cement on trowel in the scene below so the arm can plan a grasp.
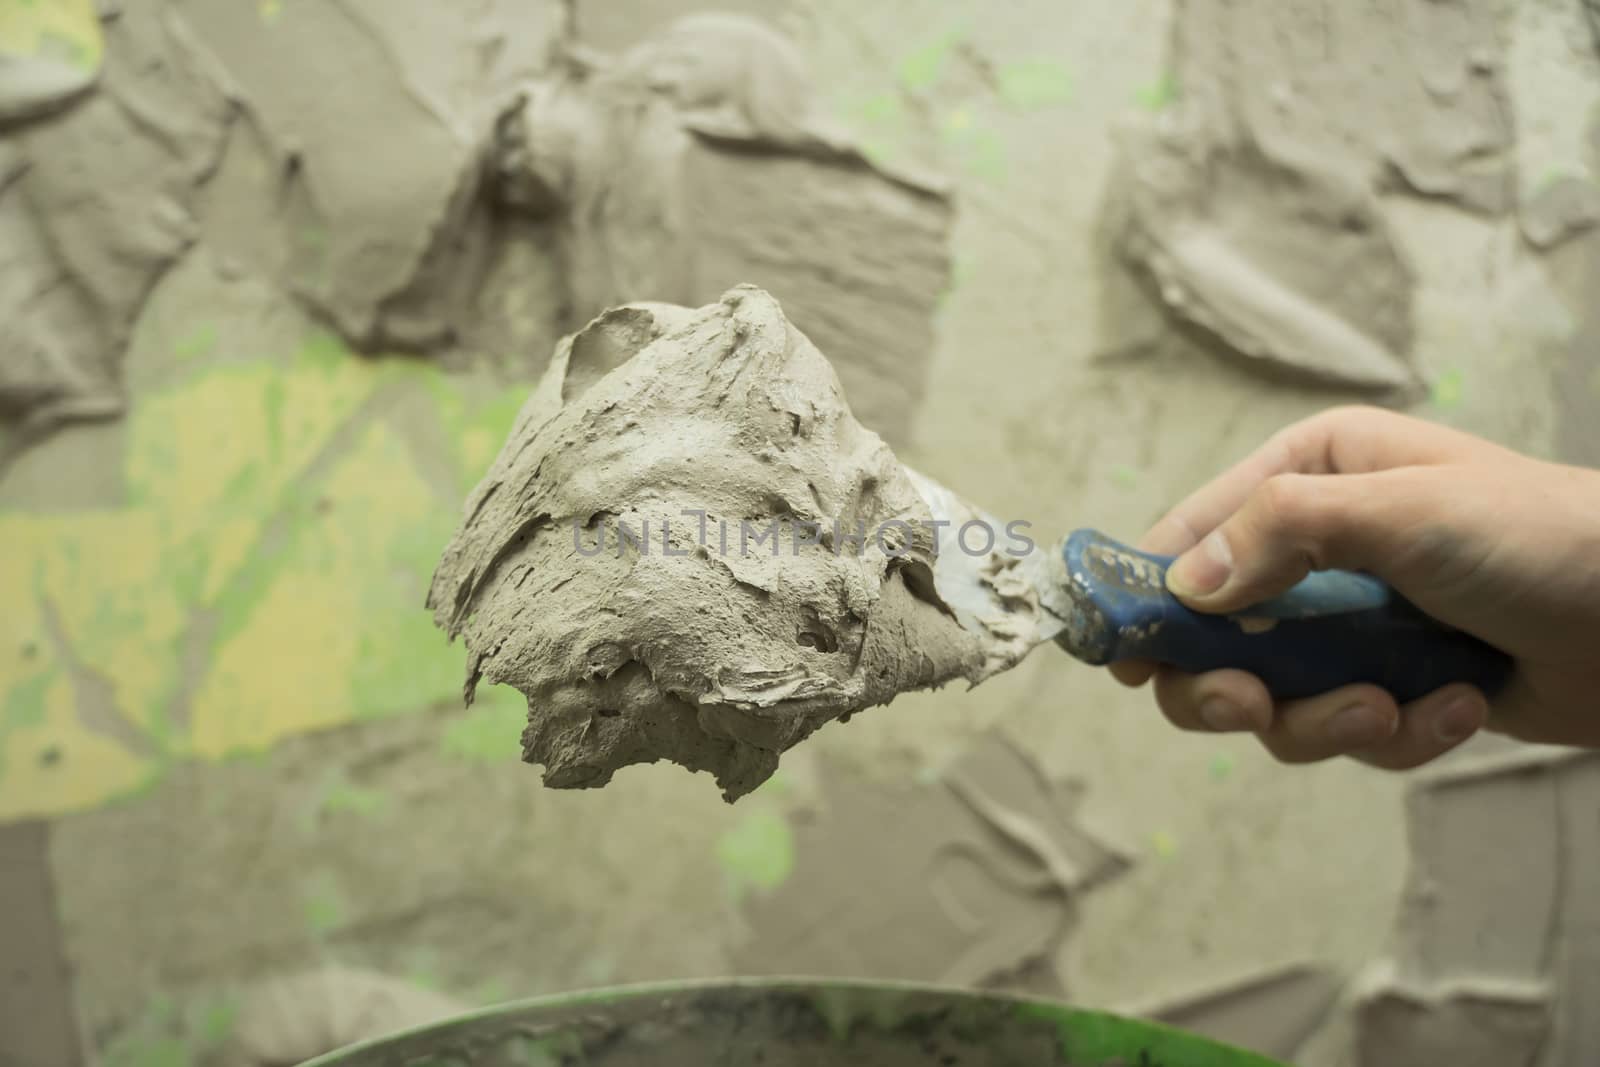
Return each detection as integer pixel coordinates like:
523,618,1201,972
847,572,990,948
1111,0,1514,397
429,287,1033,801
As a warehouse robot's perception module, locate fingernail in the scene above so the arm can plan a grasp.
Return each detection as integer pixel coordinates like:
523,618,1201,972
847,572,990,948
1326,703,1390,747
1199,697,1250,733
1434,695,1484,743
1168,529,1232,598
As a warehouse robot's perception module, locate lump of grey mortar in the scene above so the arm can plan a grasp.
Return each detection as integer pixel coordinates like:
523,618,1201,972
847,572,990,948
428,286,987,801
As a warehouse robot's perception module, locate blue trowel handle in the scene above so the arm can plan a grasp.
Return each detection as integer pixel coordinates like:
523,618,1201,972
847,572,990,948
1060,530,1513,704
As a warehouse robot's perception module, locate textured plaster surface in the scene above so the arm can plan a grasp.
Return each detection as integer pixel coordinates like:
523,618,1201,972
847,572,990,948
0,1,1594,1064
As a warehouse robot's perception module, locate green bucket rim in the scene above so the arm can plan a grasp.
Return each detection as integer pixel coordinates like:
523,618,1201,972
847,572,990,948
300,976,1291,1067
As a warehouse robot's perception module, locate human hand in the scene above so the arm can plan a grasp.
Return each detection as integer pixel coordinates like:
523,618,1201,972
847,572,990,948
1112,406,1600,768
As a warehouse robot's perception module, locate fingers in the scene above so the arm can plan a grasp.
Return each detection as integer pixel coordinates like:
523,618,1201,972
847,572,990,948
1163,466,1448,614
1156,670,1398,759
1136,405,1508,559
1152,668,1273,732
1137,433,1298,556
1354,685,1488,769
1108,659,1156,687
1151,666,1490,769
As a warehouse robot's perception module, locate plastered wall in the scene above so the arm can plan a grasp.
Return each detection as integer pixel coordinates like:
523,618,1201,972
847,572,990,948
2,1,1598,1065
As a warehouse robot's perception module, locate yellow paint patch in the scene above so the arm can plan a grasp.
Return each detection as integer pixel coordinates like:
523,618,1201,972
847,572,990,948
188,569,359,757
1,329,526,821
0,669,147,820
190,417,441,755
0,0,103,72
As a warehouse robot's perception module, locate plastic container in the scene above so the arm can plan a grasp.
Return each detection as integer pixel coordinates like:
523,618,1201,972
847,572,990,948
302,978,1288,1066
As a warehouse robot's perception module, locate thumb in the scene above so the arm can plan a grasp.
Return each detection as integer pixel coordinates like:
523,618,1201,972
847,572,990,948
1163,469,1433,613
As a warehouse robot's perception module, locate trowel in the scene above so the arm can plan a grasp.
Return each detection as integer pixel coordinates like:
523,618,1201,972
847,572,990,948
904,469,1513,704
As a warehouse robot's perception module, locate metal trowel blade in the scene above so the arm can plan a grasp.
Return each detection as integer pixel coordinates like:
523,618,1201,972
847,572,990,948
902,466,1071,679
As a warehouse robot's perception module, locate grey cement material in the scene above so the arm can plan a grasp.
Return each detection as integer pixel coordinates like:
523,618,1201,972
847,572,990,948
0,820,85,1067
2,0,949,474
292,981,1277,1067
6,0,1599,1064
427,290,997,801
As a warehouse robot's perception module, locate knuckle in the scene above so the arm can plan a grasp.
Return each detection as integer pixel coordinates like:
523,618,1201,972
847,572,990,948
1154,695,1200,731
1359,748,1435,772
1152,673,1205,731
1257,733,1321,765
1318,404,1386,435
1255,473,1315,531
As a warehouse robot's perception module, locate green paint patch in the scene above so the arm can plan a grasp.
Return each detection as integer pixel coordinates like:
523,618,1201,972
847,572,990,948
440,686,525,763
39,28,92,70
857,137,896,169
857,92,904,125
1208,751,1235,782
1534,165,1569,197
0,662,55,785
98,992,238,1067
940,116,1007,182
172,324,218,365
898,29,964,91
1,317,532,819
4,666,54,732
259,0,283,23
1110,464,1138,490
753,769,793,797
1150,829,1177,858
961,132,1007,182
303,872,347,936
940,106,973,140
937,255,975,309
314,770,389,821
425,371,534,486
996,59,1073,110
1015,1001,1285,1067
1430,367,1465,410
102,1034,191,1067
472,977,513,1004
717,808,795,899
408,964,446,992
194,997,238,1045
1135,72,1179,111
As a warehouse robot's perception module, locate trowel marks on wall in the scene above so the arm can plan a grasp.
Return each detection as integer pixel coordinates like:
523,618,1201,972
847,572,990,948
732,734,1128,994
1552,114,1600,468
171,0,566,355
225,965,467,1067
429,288,993,802
1122,963,1341,1063
1109,0,1515,395
1350,749,1600,1066
0,5,231,469
493,12,952,442
1,1,947,471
